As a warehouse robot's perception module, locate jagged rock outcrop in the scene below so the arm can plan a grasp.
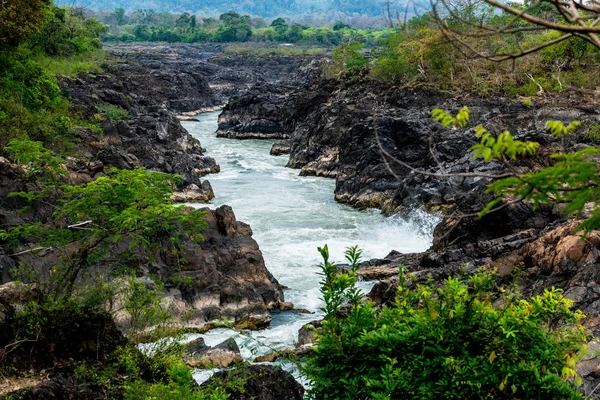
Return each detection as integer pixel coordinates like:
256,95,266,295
270,140,291,156
217,59,599,215
161,205,285,329
3,203,285,331
217,82,290,139
106,43,318,106
62,63,219,195
216,59,337,143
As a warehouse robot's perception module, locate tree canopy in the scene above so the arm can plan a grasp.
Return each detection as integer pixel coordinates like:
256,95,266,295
0,0,51,47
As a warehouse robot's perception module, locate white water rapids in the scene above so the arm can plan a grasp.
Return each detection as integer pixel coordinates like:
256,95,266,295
179,111,439,382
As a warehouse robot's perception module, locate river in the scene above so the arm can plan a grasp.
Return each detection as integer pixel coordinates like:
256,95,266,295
180,111,438,381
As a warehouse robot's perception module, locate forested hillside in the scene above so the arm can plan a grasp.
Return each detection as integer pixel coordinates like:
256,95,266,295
55,0,429,22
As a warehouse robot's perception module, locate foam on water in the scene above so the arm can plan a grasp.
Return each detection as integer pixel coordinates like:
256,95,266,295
181,112,439,379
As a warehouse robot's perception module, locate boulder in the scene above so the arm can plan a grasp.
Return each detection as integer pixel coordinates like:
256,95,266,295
270,141,291,156
186,338,242,369
171,181,215,203
297,320,322,347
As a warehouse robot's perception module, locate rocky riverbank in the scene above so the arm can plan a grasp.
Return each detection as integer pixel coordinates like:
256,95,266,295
217,58,600,395
1,43,313,398
1,45,301,349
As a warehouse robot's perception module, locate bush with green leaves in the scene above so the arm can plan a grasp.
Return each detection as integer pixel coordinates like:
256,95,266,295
303,246,589,399
0,4,107,150
97,103,129,120
123,361,229,400
1,141,207,296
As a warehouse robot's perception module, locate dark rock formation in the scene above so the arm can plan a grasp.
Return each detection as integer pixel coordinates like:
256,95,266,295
297,320,322,347
217,82,291,140
106,43,317,106
3,203,285,331
203,364,304,400
62,64,219,194
171,181,215,203
216,60,337,143
167,205,284,329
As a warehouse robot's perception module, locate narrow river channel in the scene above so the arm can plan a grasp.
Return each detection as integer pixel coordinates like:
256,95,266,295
180,111,439,380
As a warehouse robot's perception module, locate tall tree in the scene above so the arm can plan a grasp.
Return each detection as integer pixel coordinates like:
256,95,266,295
0,0,50,47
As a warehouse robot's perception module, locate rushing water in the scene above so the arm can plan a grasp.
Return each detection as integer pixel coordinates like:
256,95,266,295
180,111,439,380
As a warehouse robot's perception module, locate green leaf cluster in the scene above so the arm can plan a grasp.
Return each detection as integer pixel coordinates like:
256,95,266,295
304,247,589,399
0,146,207,295
484,147,600,233
0,5,107,150
431,106,470,128
429,108,600,235
471,127,540,162
547,120,582,139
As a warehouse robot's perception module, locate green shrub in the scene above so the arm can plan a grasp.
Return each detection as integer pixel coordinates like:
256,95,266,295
304,246,588,399
586,120,600,143
123,361,230,400
97,104,129,120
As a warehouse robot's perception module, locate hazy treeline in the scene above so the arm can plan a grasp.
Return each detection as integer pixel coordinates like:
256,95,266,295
57,0,430,27
89,9,393,46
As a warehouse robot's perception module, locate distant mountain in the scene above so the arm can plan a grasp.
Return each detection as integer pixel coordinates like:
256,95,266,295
55,0,429,20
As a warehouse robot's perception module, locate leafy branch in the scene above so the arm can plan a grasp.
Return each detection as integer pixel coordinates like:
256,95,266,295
1,140,207,297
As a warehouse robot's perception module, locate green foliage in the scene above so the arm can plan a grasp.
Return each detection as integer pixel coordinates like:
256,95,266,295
33,6,107,57
0,0,49,47
124,275,171,338
0,5,107,150
222,45,327,58
0,162,208,296
521,97,533,108
471,126,540,162
5,139,65,174
332,41,368,71
97,103,130,120
33,51,105,78
430,109,600,236
99,8,392,47
485,147,600,233
547,120,582,139
431,106,470,128
429,107,600,236
56,167,205,245
304,247,588,399
123,362,230,400
586,121,600,143
0,51,62,111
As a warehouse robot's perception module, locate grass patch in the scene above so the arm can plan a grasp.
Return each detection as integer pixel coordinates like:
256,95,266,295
223,45,328,58
97,104,129,120
32,50,106,78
